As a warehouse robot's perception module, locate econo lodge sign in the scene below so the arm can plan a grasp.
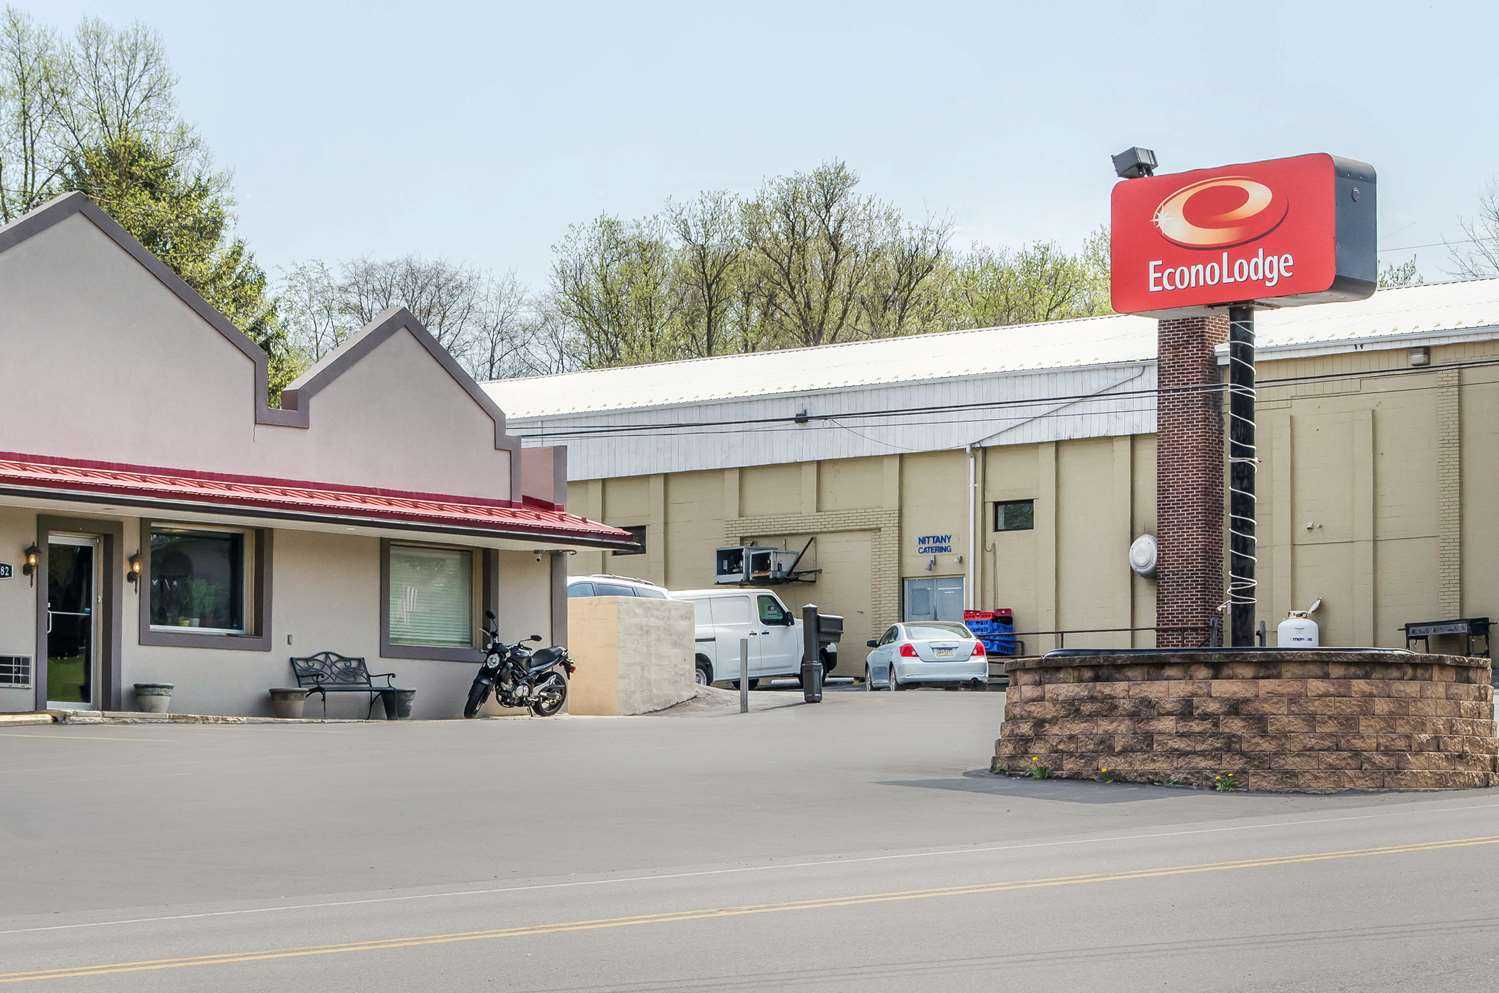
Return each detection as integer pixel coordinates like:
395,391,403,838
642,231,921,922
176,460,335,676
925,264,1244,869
1110,153,1377,316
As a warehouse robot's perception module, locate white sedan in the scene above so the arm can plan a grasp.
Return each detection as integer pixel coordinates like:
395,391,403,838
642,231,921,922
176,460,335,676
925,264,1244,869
864,622,988,690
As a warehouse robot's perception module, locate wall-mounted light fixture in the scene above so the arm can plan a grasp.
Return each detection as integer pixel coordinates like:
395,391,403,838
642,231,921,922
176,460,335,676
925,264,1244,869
126,553,143,589
21,544,39,585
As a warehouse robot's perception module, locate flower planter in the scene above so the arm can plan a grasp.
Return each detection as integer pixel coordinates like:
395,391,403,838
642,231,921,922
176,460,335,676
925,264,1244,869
268,687,307,719
132,682,174,714
381,688,417,721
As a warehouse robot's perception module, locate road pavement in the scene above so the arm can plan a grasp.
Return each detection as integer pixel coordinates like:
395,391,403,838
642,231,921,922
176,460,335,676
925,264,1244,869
3,691,1499,991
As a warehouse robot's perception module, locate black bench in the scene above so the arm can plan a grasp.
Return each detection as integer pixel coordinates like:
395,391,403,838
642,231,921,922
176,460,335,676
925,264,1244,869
290,652,403,720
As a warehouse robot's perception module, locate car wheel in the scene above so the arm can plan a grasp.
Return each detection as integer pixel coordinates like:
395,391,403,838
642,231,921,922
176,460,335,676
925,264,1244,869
891,668,904,691
695,664,711,687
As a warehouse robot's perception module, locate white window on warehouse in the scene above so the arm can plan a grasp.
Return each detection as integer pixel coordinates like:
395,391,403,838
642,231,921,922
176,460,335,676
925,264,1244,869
382,542,479,660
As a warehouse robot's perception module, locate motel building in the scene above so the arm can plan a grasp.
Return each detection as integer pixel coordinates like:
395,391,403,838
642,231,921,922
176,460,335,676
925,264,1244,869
0,193,633,718
488,277,1499,669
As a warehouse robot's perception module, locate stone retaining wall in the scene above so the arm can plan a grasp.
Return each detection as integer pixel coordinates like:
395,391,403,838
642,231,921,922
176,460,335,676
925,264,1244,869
992,651,1498,791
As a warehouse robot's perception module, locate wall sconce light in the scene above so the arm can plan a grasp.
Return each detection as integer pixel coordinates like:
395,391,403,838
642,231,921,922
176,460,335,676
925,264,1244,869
21,544,39,585
126,553,143,588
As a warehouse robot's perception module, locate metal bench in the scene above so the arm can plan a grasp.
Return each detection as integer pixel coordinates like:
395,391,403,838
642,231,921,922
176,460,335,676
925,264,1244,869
289,652,403,720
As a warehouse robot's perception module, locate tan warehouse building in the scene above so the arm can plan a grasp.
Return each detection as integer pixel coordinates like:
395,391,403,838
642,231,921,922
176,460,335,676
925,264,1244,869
487,280,1499,667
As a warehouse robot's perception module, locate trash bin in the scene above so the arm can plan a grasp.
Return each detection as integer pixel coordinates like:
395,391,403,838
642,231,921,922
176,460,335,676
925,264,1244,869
800,659,823,704
382,688,416,720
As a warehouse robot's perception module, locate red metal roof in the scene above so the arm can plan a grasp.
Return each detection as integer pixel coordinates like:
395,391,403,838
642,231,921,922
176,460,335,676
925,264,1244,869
0,451,634,547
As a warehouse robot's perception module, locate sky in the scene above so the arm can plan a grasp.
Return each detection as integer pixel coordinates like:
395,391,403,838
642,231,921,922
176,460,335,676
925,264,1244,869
31,0,1499,289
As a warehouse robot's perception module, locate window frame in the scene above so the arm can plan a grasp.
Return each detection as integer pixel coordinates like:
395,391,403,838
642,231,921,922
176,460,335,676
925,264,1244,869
137,520,271,652
993,499,1036,533
379,539,496,663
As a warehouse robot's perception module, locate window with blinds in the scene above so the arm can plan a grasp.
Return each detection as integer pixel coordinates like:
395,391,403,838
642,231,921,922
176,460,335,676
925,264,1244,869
387,545,473,648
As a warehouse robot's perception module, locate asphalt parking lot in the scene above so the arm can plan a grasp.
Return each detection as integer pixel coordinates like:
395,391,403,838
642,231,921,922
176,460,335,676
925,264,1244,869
4,691,1499,991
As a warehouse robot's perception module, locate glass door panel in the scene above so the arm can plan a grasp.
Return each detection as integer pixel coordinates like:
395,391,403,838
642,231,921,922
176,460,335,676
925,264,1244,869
47,538,97,706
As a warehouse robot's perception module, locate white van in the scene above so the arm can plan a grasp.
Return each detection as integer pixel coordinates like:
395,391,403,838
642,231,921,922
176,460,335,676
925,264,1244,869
671,588,840,687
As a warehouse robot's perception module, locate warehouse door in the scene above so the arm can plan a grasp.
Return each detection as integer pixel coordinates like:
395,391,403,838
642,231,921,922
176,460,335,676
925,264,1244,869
754,531,874,677
904,577,964,622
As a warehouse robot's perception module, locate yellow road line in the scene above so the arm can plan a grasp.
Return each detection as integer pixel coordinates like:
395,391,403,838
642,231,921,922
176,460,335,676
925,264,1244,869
3,835,1496,985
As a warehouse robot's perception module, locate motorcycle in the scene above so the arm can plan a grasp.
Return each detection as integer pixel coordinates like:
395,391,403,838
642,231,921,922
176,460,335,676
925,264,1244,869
464,611,575,718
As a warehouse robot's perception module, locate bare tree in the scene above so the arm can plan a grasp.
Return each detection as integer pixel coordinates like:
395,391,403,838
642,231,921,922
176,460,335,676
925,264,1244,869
0,7,67,220
279,260,352,362
1449,182,1499,279
668,190,742,357
55,18,196,158
466,270,534,380
338,255,484,355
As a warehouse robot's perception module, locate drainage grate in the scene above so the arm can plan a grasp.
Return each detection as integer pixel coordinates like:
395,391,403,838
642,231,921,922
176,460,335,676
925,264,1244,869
0,655,32,688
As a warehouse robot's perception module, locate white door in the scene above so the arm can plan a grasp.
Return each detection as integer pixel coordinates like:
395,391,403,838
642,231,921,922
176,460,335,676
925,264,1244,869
753,594,799,676
708,595,756,681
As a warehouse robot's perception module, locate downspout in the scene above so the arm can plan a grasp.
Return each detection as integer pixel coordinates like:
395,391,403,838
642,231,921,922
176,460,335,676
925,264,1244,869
966,443,976,610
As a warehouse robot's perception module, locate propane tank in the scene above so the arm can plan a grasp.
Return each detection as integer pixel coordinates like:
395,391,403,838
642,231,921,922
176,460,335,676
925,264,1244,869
1277,611,1319,648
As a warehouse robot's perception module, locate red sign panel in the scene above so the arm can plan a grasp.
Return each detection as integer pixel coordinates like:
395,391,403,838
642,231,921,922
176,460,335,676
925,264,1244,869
1110,153,1376,316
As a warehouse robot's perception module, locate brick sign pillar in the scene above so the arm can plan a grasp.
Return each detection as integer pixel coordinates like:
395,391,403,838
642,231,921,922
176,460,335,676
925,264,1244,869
1155,315,1227,647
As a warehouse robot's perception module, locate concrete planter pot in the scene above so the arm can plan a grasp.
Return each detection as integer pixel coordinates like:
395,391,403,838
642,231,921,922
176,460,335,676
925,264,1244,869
268,688,307,720
132,683,174,714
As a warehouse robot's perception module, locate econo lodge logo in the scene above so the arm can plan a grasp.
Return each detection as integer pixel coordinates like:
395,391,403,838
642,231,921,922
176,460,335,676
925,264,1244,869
1153,177,1287,248
1146,175,1295,294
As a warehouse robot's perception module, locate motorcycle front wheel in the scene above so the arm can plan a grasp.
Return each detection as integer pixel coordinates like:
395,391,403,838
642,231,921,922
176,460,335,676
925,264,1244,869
463,679,492,718
530,672,567,717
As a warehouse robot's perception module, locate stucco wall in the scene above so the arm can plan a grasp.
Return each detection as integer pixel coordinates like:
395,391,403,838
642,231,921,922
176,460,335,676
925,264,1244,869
0,213,510,499
0,510,555,717
566,596,693,716
0,507,36,712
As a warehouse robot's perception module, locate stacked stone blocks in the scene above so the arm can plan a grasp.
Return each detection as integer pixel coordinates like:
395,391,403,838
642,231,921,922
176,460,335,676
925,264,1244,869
993,651,1497,791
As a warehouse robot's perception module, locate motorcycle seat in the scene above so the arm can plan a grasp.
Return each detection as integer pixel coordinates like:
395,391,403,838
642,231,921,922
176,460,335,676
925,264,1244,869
528,647,564,669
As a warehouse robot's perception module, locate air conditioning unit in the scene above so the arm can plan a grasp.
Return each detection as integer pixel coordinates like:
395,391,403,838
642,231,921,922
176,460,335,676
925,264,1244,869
715,546,749,584
716,545,803,584
749,548,800,582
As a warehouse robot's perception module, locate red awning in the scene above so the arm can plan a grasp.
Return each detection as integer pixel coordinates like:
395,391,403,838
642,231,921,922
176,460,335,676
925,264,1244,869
0,451,633,547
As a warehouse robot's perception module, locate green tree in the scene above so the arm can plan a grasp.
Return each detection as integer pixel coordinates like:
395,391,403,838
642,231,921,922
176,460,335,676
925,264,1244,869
62,133,295,394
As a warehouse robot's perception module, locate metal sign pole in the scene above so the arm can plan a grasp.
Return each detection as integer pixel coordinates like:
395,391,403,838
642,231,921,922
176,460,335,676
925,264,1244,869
1227,304,1257,646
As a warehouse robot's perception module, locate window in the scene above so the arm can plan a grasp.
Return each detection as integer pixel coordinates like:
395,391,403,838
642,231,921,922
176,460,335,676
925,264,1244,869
567,581,596,598
612,525,647,556
594,581,637,596
139,521,270,651
386,544,473,649
905,622,972,640
148,526,249,633
634,584,668,599
756,594,790,625
994,499,1035,532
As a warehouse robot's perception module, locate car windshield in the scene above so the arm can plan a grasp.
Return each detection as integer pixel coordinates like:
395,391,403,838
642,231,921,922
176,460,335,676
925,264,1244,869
904,622,971,640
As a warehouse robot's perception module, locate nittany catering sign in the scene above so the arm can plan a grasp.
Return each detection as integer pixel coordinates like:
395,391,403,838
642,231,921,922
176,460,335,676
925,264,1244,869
1110,153,1377,316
